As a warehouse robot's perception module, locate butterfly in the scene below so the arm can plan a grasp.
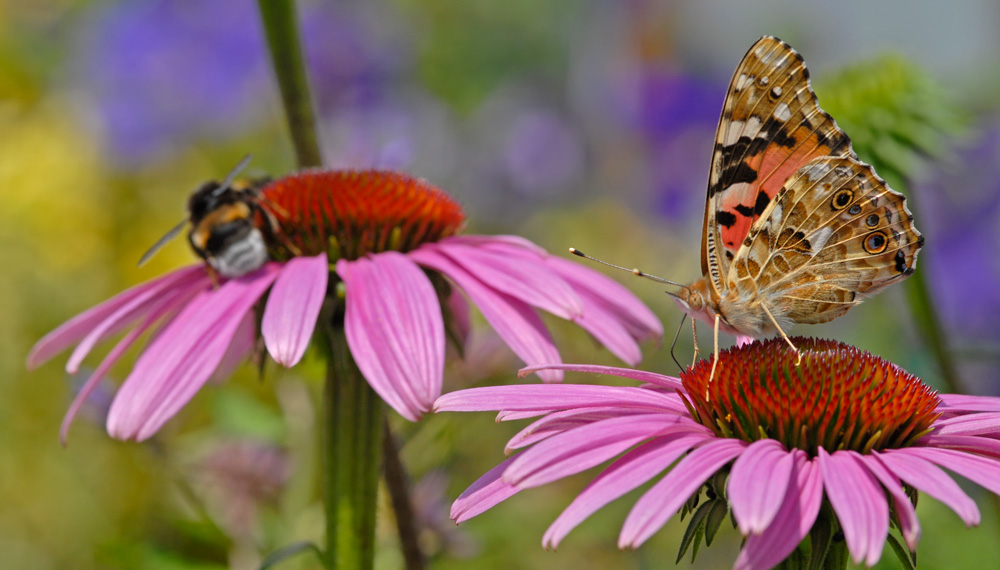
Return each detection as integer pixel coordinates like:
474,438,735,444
670,36,924,365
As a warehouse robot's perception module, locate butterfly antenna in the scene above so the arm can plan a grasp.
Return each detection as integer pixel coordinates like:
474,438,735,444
568,248,686,289
209,153,253,199
137,217,189,267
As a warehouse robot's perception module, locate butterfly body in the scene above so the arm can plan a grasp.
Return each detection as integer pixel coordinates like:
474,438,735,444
675,37,923,342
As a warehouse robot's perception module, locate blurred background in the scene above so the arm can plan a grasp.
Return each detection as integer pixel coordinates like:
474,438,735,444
4,0,1000,568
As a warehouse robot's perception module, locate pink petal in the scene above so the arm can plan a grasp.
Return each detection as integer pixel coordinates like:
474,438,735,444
735,334,755,347
27,265,206,369
435,384,687,415
210,310,257,383
443,234,548,255
60,289,200,444
735,453,821,570
619,438,746,548
506,407,657,452
424,239,583,319
337,253,445,421
451,455,522,523
563,296,644,365
518,363,683,391
66,271,212,373
817,448,888,566
874,449,980,526
896,446,1000,501
503,415,696,488
445,287,471,349
543,433,710,548
938,394,1000,413
919,435,1000,460
544,254,662,340
262,253,328,366
410,246,563,382
728,439,795,535
931,413,1000,436
855,452,921,550
106,265,281,441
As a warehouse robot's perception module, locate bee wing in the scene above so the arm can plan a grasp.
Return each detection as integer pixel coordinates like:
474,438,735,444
209,154,253,199
137,217,189,267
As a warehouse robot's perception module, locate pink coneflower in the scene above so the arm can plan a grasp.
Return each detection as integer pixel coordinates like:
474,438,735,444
28,170,661,442
435,337,1000,569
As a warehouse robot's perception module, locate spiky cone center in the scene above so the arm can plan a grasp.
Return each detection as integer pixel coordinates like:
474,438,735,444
257,170,466,261
681,338,941,456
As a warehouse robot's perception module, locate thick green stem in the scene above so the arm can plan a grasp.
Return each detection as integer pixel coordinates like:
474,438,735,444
257,0,323,168
324,324,384,570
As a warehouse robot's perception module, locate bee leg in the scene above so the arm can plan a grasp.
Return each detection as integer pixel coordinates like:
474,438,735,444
762,305,800,365
205,264,221,289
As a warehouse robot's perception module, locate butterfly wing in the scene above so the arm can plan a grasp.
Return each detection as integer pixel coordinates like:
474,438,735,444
703,36,855,298
731,156,923,324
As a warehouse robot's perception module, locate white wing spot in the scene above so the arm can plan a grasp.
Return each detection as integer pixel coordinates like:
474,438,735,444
803,162,831,182
735,74,752,91
771,86,783,97
722,116,763,146
773,102,792,122
758,76,770,86
810,227,834,255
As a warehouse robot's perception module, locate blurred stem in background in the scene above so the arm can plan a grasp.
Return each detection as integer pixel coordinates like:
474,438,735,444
257,2,422,568
258,0,322,169
819,56,967,395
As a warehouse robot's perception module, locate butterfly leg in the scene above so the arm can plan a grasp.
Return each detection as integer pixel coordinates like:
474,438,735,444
690,317,701,369
669,314,688,371
761,304,801,365
707,314,720,384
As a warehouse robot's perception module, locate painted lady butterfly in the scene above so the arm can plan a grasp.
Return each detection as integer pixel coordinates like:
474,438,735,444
671,36,924,359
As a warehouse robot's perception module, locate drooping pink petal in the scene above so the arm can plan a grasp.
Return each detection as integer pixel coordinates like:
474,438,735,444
896,446,1000,499
817,448,888,566
728,439,795,535
874,449,980,526
544,254,662,340
60,288,201,445
619,438,746,548
66,271,212,373
435,384,687,415
503,415,696,488
563,297,644,365
855,452,921,550
518,363,683,391
262,253,328,367
423,239,584,319
735,453,821,570
27,265,207,369
445,287,471,349
735,334,755,347
543,433,710,548
451,455,522,523
443,234,548,256
107,265,281,441
211,310,257,383
410,246,563,382
337,253,445,421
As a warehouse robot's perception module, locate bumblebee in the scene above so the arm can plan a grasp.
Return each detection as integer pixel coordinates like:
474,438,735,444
139,155,281,278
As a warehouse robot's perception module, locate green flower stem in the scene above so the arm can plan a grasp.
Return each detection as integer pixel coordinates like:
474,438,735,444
257,0,323,168
382,420,426,570
323,323,384,570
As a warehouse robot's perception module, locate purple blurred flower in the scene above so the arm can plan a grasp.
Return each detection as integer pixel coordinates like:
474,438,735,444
29,170,661,440
76,0,403,163
917,121,1000,392
436,338,1000,568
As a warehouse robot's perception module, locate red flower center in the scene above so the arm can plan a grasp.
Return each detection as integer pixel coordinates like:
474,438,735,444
258,170,466,260
681,337,940,455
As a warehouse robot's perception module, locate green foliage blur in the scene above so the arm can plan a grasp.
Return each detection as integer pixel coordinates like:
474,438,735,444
5,1,999,569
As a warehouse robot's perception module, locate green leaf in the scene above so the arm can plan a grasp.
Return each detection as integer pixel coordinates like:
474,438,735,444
704,497,729,546
676,498,714,563
886,533,917,570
